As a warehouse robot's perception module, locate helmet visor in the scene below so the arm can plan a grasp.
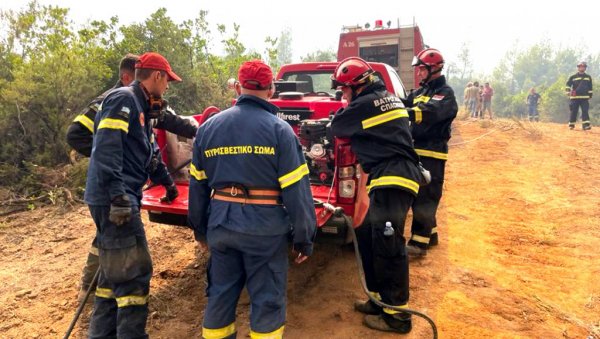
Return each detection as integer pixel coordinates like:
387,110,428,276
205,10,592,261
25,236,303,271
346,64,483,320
411,56,422,67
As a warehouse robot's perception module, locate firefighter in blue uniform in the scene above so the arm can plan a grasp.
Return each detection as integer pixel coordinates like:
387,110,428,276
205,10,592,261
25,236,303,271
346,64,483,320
565,61,593,130
67,53,196,302
330,57,421,334
84,52,182,338
188,60,316,339
403,48,458,257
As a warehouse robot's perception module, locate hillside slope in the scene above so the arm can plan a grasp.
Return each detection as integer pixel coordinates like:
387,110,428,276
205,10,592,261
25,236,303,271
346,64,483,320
0,119,598,338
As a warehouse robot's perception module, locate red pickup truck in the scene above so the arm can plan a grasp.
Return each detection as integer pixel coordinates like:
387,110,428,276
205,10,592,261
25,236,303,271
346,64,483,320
142,61,407,243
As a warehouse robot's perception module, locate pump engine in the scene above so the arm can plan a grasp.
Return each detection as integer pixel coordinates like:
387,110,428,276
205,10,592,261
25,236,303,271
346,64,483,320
298,118,335,184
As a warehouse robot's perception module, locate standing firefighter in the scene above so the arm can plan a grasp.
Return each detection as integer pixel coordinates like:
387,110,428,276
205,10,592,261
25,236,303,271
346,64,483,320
330,57,422,334
188,60,316,339
565,61,593,130
403,48,458,257
84,52,182,338
66,53,197,303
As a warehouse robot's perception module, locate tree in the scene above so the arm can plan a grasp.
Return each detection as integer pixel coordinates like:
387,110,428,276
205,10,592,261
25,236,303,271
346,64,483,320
301,49,337,62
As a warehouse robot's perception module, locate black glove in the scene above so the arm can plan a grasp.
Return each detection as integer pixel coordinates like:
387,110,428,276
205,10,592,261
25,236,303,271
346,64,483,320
109,194,132,226
160,183,179,203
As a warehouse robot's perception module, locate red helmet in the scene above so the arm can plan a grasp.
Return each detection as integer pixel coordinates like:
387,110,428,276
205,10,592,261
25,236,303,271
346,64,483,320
331,57,374,89
412,48,445,69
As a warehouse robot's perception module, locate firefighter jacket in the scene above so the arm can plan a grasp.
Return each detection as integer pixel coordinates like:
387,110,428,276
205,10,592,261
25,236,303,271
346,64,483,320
402,75,458,161
565,72,593,99
84,81,173,207
67,80,197,157
188,94,316,255
330,80,422,196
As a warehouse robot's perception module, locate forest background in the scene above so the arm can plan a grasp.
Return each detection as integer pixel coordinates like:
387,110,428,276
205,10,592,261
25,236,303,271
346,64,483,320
0,1,598,199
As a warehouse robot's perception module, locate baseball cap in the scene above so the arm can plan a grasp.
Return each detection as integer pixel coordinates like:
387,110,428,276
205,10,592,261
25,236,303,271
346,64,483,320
135,52,182,82
238,60,273,90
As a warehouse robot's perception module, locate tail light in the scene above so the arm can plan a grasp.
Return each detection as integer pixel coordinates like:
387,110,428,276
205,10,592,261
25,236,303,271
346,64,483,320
336,141,357,202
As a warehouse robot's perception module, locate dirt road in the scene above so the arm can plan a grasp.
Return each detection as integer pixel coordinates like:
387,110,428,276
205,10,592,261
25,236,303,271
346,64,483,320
1,119,599,338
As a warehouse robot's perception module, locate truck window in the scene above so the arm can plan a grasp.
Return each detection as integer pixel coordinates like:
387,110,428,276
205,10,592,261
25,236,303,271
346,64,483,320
359,45,399,68
281,72,337,96
384,64,407,99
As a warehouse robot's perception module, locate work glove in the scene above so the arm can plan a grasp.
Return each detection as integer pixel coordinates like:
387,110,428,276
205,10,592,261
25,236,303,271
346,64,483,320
160,183,179,204
418,162,431,186
109,194,132,226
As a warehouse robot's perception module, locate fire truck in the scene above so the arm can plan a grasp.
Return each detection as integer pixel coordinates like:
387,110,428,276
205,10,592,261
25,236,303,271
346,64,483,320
337,19,425,90
142,61,408,243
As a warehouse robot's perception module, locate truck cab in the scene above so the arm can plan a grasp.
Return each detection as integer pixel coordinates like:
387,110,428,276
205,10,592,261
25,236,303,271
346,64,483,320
141,61,407,242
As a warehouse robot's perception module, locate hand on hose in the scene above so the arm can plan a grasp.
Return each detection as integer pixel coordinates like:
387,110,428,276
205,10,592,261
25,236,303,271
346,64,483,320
160,183,179,203
109,194,132,226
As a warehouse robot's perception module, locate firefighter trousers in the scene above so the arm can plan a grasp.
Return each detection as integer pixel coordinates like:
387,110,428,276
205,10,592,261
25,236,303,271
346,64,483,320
569,99,590,127
409,157,446,249
88,205,153,339
356,188,414,308
202,226,288,339
81,237,99,291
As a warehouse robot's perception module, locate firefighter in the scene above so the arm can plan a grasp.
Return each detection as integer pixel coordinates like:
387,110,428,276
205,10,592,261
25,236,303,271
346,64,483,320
188,60,316,339
66,53,198,303
330,57,421,334
84,52,182,337
403,48,458,257
565,61,593,130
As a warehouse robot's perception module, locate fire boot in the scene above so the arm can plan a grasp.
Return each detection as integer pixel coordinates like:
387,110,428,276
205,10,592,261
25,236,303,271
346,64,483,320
354,299,382,315
406,243,427,257
364,313,412,334
429,232,439,247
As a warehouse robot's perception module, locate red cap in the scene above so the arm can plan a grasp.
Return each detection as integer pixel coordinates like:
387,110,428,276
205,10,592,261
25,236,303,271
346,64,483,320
238,60,273,90
135,52,182,82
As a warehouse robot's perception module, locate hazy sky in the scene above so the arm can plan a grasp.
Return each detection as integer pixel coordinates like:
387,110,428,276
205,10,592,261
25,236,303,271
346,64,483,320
2,0,598,75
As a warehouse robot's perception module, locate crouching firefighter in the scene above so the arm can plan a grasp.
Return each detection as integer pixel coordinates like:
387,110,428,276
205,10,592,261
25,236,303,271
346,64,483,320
84,52,182,338
188,60,316,339
330,57,422,334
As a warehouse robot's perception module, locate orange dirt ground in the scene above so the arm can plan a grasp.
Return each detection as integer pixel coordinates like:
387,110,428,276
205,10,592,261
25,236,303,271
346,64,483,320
1,118,599,339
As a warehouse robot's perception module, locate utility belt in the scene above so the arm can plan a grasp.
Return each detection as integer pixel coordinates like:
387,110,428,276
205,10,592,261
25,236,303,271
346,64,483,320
212,184,282,205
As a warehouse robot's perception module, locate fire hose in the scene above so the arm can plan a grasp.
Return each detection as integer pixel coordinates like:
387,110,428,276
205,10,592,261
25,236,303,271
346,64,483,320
321,202,438,338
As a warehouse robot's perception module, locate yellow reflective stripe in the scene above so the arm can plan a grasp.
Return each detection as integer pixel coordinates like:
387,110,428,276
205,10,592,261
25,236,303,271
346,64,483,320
415,148,448,160
413,106,422,124
361,109,408,129
190,163,207,181
369,291,382,300
250,325,285,339
89,245,99,256
95,288,115,299
116,295,148,308
279,164,309,189
367,176,419,194
383,303,408,315
74,114,95,133
202,323,236,339
570,96,591,99
413,95,430,103
411,234,430,244
97,118,128,133
431,226,438,234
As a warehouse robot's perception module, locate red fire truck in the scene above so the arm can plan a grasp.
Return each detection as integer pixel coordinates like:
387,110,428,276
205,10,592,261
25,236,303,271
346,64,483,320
141,61,409,243
337,19,425,90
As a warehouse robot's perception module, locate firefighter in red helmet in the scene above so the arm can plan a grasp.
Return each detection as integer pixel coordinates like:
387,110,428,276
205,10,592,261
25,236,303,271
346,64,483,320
331,56,422,334
403,48,458,257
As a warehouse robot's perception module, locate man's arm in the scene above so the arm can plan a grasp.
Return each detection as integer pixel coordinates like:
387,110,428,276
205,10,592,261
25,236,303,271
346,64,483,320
66,104,99,157
407,87,458,125
277,124,316,258
93,95,132,200
154,107,199,139
188,127,211,242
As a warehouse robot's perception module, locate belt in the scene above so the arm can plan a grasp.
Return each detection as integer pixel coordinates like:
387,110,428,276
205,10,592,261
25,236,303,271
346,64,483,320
212,186,282,205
